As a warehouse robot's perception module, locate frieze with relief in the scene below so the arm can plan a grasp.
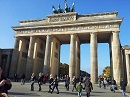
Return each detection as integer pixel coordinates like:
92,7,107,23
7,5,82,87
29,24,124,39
15,24,119,34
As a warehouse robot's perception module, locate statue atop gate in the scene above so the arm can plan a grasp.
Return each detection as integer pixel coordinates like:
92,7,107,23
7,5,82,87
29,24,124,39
52,0,75,14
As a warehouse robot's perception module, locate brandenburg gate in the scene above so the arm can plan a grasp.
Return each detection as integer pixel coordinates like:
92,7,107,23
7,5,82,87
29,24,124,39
9,11,123,84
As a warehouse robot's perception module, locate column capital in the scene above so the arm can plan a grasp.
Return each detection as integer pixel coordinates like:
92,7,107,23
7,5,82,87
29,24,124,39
112,31,120,33
70,33,76,36
90,32,97,35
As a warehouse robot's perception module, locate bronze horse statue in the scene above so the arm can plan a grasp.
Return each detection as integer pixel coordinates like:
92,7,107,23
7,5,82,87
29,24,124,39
52,5,58,14
52,0,75,14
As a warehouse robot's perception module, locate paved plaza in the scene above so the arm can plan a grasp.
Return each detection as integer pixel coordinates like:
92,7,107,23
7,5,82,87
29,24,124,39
8,82,130,97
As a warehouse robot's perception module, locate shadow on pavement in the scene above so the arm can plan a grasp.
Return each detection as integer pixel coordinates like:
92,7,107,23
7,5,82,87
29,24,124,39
9,92,40,96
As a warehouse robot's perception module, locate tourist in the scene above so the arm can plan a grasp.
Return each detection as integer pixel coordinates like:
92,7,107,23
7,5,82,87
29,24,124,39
76,81,83,97
30,73,36,91
120,78,127,97
72,76,77,92
103,78,107,89
21,73,25,85
65,75,70,91
38,72,42,91
51,75,59,94
84,78,93,97
14,73,18,82
0,66,12,97
98,77,102,88
48,74,54,93
111,77,116,93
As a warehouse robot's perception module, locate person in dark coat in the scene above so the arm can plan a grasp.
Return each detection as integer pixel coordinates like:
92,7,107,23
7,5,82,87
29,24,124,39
120,78,127,97
84,78,93,97
30,73,36,91
0,66,12,96
48,74,54,93
14,73,18,82
72,76,77,92
65,75,70,91
38,72,42,91
51,75,59,94
111,77,116,93
21,73,25,85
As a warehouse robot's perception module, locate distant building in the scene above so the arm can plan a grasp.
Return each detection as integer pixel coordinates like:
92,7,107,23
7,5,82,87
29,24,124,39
0,48,13,77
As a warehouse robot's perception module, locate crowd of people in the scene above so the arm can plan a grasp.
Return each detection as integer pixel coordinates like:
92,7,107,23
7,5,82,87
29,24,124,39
0,69,128,97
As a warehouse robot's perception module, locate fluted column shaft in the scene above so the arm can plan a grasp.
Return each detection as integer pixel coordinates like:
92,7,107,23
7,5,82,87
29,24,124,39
26,36,35,79
9,37,20,77
69,34,76,83
90,33,98,84
44,35,52,75
112,32,121,84
126,54,130,85
75,36,80,79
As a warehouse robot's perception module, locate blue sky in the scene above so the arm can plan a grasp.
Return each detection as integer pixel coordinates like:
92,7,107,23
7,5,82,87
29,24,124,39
0,0,130,75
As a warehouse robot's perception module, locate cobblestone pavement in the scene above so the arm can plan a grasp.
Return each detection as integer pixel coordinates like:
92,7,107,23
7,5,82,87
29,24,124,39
8,82,130,97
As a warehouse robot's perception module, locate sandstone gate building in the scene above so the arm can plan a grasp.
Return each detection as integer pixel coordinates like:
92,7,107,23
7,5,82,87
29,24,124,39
0,11,130,85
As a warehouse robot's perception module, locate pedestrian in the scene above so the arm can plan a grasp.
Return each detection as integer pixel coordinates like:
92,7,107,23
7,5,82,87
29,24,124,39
38,72,42,91
65,75,70,91
30,73,36,91
72,76,77,92
76,81,83,97
84,78,93,97
98,77,102,88
48,74,54,93
120,78,127,97
111,77,116,93
0,66,12,97
51,75,59,94
103,78,107,89
21,73,25,85
14,73,18,82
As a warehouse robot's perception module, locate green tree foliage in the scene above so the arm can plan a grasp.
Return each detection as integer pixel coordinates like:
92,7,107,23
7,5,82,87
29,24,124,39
59,63,89,77
59,63,69,76
101,66,110,78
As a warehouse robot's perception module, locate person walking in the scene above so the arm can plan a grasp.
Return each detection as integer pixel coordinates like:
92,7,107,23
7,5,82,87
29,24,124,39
84,78,93,97
120,78,127,97
103,78,107,89
111,77,116,93
30,73,36,91
51,75,59,94
48,74,54,93
72,76,77,92
38,72,42,91
21,73,25,85
76,81,83,97
65,75,70,91
14,73,18,82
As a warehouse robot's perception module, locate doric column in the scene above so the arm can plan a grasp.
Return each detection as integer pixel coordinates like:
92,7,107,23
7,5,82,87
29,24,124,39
44,35,52,75
26,36,35,79
75,36,80,79
111,32,121,84
9,37,20,78
125,54,130,85
33,38,45,77
50,37,60,77
109,37,113,78
90,32,98,84
69,34,76,83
